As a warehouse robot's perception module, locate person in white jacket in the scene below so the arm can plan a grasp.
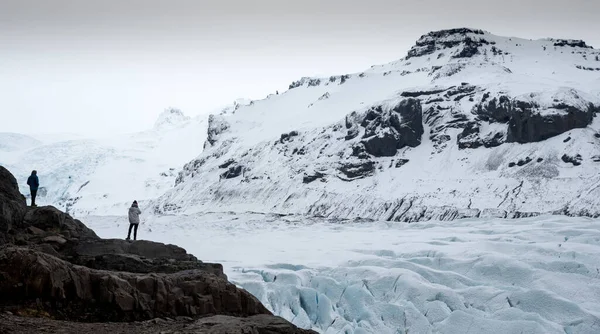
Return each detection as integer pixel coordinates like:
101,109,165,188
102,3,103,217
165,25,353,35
126,200,142,241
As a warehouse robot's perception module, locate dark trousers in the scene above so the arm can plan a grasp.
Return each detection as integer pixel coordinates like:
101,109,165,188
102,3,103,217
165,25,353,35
127,223,138,240
30,188,37,206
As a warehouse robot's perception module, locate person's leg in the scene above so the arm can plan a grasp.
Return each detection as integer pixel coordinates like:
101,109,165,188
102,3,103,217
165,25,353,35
133,224,138,240
31,189,37,206
127,224,133,240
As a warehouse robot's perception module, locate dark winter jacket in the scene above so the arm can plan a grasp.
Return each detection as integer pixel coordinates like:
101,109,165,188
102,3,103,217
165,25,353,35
27,173,39,190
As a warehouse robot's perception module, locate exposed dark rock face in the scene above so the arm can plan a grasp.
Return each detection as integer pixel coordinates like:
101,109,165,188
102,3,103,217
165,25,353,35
395,159,409,168
0,247,268,322
205,115,230,148
280,131,299,143
0,166,27,244
357,99,423,157
553,39,592,48
506,103,595,143
220,165,244,179
338,161,375,179
0,313,315,334
0,166,314,333
303,171,325,184
562,154,582,166
218,159,236,169
406,28,486,59
473,95,512,122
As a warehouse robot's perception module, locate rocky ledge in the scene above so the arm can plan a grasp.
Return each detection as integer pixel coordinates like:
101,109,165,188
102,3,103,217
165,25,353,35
0,166,314,333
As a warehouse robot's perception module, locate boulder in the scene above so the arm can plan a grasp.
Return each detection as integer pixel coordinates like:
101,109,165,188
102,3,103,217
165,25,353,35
23,206,98,240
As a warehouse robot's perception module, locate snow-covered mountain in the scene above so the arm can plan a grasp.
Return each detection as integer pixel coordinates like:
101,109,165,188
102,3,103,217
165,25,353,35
0,108,208,215
151,28,600,221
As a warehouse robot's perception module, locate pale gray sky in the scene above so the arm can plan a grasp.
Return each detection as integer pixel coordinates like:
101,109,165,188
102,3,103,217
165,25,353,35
1,0,599,136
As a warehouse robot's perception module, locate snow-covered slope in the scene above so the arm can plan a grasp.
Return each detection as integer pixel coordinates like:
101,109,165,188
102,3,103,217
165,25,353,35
153,28,600,221
0,108,208,215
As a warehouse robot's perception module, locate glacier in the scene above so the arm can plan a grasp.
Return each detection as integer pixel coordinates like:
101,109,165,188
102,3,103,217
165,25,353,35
84,213,600,334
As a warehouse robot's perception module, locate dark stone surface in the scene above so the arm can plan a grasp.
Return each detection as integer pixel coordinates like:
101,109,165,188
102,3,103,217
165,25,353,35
0,313,316,334
220,165,244,179
303,171,325,184
406,28,486,59
473,95,512,123
338,161,375,179
507,104,594,143
358,99,423,157
561,154,582,166
218,159,236,169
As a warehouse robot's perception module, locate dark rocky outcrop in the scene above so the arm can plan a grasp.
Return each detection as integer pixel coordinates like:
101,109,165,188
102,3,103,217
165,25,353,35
0,166,314,333
220,165,244,179
406,28,486,59
280,131,299,143
506,103,595,143
553,39,592,48
218,159,236,169
0,313,315,334
0,166,27,244
358,99,423,157
473,95,512,123
338,161,375,179
561,154,582,166
303,171,325,184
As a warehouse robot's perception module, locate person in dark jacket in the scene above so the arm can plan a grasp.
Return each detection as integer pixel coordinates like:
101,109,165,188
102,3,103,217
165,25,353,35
26,170,39,207
126,200,142,241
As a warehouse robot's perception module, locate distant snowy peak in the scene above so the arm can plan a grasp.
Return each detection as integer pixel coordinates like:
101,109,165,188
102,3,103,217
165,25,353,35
153,108,190,130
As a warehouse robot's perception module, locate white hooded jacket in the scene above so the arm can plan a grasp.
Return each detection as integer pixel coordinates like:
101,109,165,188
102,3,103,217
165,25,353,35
128,205,142,225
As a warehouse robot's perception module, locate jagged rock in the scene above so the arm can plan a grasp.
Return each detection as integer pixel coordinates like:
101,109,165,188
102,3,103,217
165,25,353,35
303,171,325,184
280,131,299,143
517,157,533,166
553,39,592,48
204,115,230,148
338,161,375,179
473,95,512,123
73,239,224,276
363,131,398,156
406,28,486,59
23,206,98,240
218,159,236,169
395,159,409,168
0,313,317,334
0,166,27,244
506,101,595,143
0,247,269,322
561,154,582,166
359,99,423,157
220,165,243,179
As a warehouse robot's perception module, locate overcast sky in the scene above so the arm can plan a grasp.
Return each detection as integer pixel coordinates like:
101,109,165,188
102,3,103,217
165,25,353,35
1,0,599,136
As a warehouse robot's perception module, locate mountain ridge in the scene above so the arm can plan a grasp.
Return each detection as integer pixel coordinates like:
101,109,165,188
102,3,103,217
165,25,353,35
150,28,600,221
